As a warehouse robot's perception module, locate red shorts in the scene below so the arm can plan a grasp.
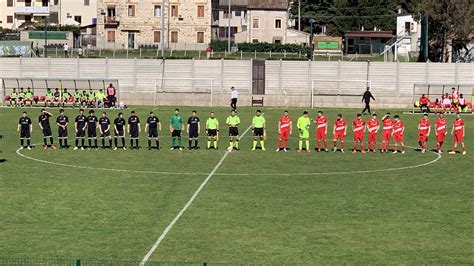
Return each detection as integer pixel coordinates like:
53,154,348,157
279,130,290,140
334,133,345,141
368,132,377,142
353,133,364,142
436,133,446,143
393,134,404,143
418,133,428,142
316,129,326,140
454,133,464,143
382,131,391,141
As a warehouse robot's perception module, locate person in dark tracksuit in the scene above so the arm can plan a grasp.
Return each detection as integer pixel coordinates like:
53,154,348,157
362,87,376,115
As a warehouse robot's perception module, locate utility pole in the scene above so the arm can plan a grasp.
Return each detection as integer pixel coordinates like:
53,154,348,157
298,0,301,31
160,0,165,57
44,16,49,57
227,0,231,53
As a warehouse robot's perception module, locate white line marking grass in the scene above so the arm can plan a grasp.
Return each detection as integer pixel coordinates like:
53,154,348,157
140,125,253,265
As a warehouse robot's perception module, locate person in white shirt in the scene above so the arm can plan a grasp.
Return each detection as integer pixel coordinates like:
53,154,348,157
230,86,238,110
64,43,69,58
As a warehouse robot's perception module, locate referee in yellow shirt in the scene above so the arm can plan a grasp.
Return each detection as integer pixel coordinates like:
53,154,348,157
252,110,266,151
206,112,219,149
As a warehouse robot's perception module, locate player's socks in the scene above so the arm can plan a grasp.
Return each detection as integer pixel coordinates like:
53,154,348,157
136,139,139,148
437,143,441,151
59,139,63,148
75,139,79,147
148,139,152,148
177,137,181,147
214,141,218,149
283,139,288,149
305,141,309,151
171,138,175,147
299,140,303,150
341,141,345,149
324,140,327,149
189,140,192,148
20,139,24,147
81,139,85,147
114,138,118,147
277,139,282,149
207,140,211,149
194,139,198,148
102,139,106,147
253,140,257,150
89,139,92,147
27,139,31,147
43,138,47,146
121,138,125,148
235,140,239,149
50,137,54,145
94,139,98,148
156,140,159,149
333,141,337,148
108,139,112,148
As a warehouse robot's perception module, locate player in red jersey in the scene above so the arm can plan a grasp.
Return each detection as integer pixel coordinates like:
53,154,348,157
314,111,328,152
332,114,347,153
392,115,405,154
418,113,431,153
276,111,292,152
434,112,448,153
352,113,366,153
449,113,466,155
380,113,393,153
366,113,379,153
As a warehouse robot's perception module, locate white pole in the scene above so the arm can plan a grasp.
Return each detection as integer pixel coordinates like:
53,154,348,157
228,0,231,53
161,0,165,57
298,0,301,32
311,80,314,109
211,80,214,107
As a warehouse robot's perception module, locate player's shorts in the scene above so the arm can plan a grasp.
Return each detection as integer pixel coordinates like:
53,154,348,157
253,128,264,137
333,132,345,141
172,130,181,138
42,127,52,138
299,129,309,139
149,128,158,138
316,129,326,140
76,129,85,138
58,127,68,138
454,133,464,143
353,133,364,142
207,129,218,137
368,132,377,142
88,129,97,138
229,127,239,137
115,129,125,138
20,130,30,139
382,130,392,141
130,129,139,139
436,133,446,143
188,129,199,139
418,133,428,142
101,130,111,138
279,129,290,140
393,134,404,143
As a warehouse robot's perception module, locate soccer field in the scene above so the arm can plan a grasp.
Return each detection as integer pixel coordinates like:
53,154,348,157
0,106,473,264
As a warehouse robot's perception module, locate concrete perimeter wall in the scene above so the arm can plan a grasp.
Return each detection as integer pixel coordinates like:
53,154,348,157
1,58,473,108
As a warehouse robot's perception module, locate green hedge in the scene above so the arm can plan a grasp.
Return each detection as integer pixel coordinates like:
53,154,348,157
210,40,307,53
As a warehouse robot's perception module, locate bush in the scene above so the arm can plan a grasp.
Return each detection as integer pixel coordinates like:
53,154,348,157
237,42,307,53
210,39,228,52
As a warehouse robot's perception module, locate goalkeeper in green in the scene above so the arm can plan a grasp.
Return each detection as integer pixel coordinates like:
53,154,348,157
226,110,241,150
206,112,219,149
297,111,311,153
251,110,266,151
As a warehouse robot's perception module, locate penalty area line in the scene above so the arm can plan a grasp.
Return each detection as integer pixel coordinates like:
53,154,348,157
140,125,253,264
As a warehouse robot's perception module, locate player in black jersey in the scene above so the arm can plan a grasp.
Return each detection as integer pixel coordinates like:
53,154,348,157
17,111,32,150
87,110,99,149
74,109,87,150
39,109,56,150
187,110,201,149
128,111,141,149
56,109,69,149
145,111,161,150
114,112,126,150
99,112,112,148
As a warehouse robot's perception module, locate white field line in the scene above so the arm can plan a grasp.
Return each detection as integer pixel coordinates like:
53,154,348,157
140,125,253,265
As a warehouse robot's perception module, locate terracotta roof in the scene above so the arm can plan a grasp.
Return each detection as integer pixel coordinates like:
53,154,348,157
345,31,394,38
248,0,289,10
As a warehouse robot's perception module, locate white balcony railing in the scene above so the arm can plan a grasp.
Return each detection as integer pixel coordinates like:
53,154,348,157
14,6,50,15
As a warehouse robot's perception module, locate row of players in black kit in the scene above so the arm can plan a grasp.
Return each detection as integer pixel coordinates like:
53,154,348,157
18,108,159,150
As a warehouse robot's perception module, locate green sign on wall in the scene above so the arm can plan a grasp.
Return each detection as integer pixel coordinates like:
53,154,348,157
317,41,339,49
28,31,67,40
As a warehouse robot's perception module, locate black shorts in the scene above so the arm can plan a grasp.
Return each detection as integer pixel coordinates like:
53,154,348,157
148,128,158,138
207,129,218,137
42,127,53,137
130,130,139,139
253,128,264,136
58,127,68,138
20,130,30,139
115,129,125,138
76,129,85,138
101,131,111,138
172,130,181,138
88,129,97,138
229,127,239,137
189,129,199,139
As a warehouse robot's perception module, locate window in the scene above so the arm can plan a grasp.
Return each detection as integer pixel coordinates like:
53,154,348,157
223,11,231,19
235,11,241,17
42,0,48,7
196,32,204,43
74,16,82,24
7,16,13,23
154,5,161,17
154,31,161,43
197,5,204,18
252,39,259,43
107,31,115,42
128,5,135,17
25,0,32,7
275,19,282,29
7,0,13,7
84,0,89,6
171,5,178,17
252,19,259,29
171,31,178,43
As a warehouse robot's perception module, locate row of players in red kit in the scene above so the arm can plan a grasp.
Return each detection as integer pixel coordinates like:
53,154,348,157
276,111,467,155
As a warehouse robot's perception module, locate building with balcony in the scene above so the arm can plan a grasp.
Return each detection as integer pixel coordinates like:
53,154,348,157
212,0,248,40
96,0,212,50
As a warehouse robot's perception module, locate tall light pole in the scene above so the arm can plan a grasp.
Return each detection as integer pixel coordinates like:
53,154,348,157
308,19,315,60
298,0,301,31
44,15,49,57
227,0,231,53
160,0,165,57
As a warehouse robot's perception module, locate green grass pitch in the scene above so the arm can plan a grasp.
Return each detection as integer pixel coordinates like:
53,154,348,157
0,106,472,264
